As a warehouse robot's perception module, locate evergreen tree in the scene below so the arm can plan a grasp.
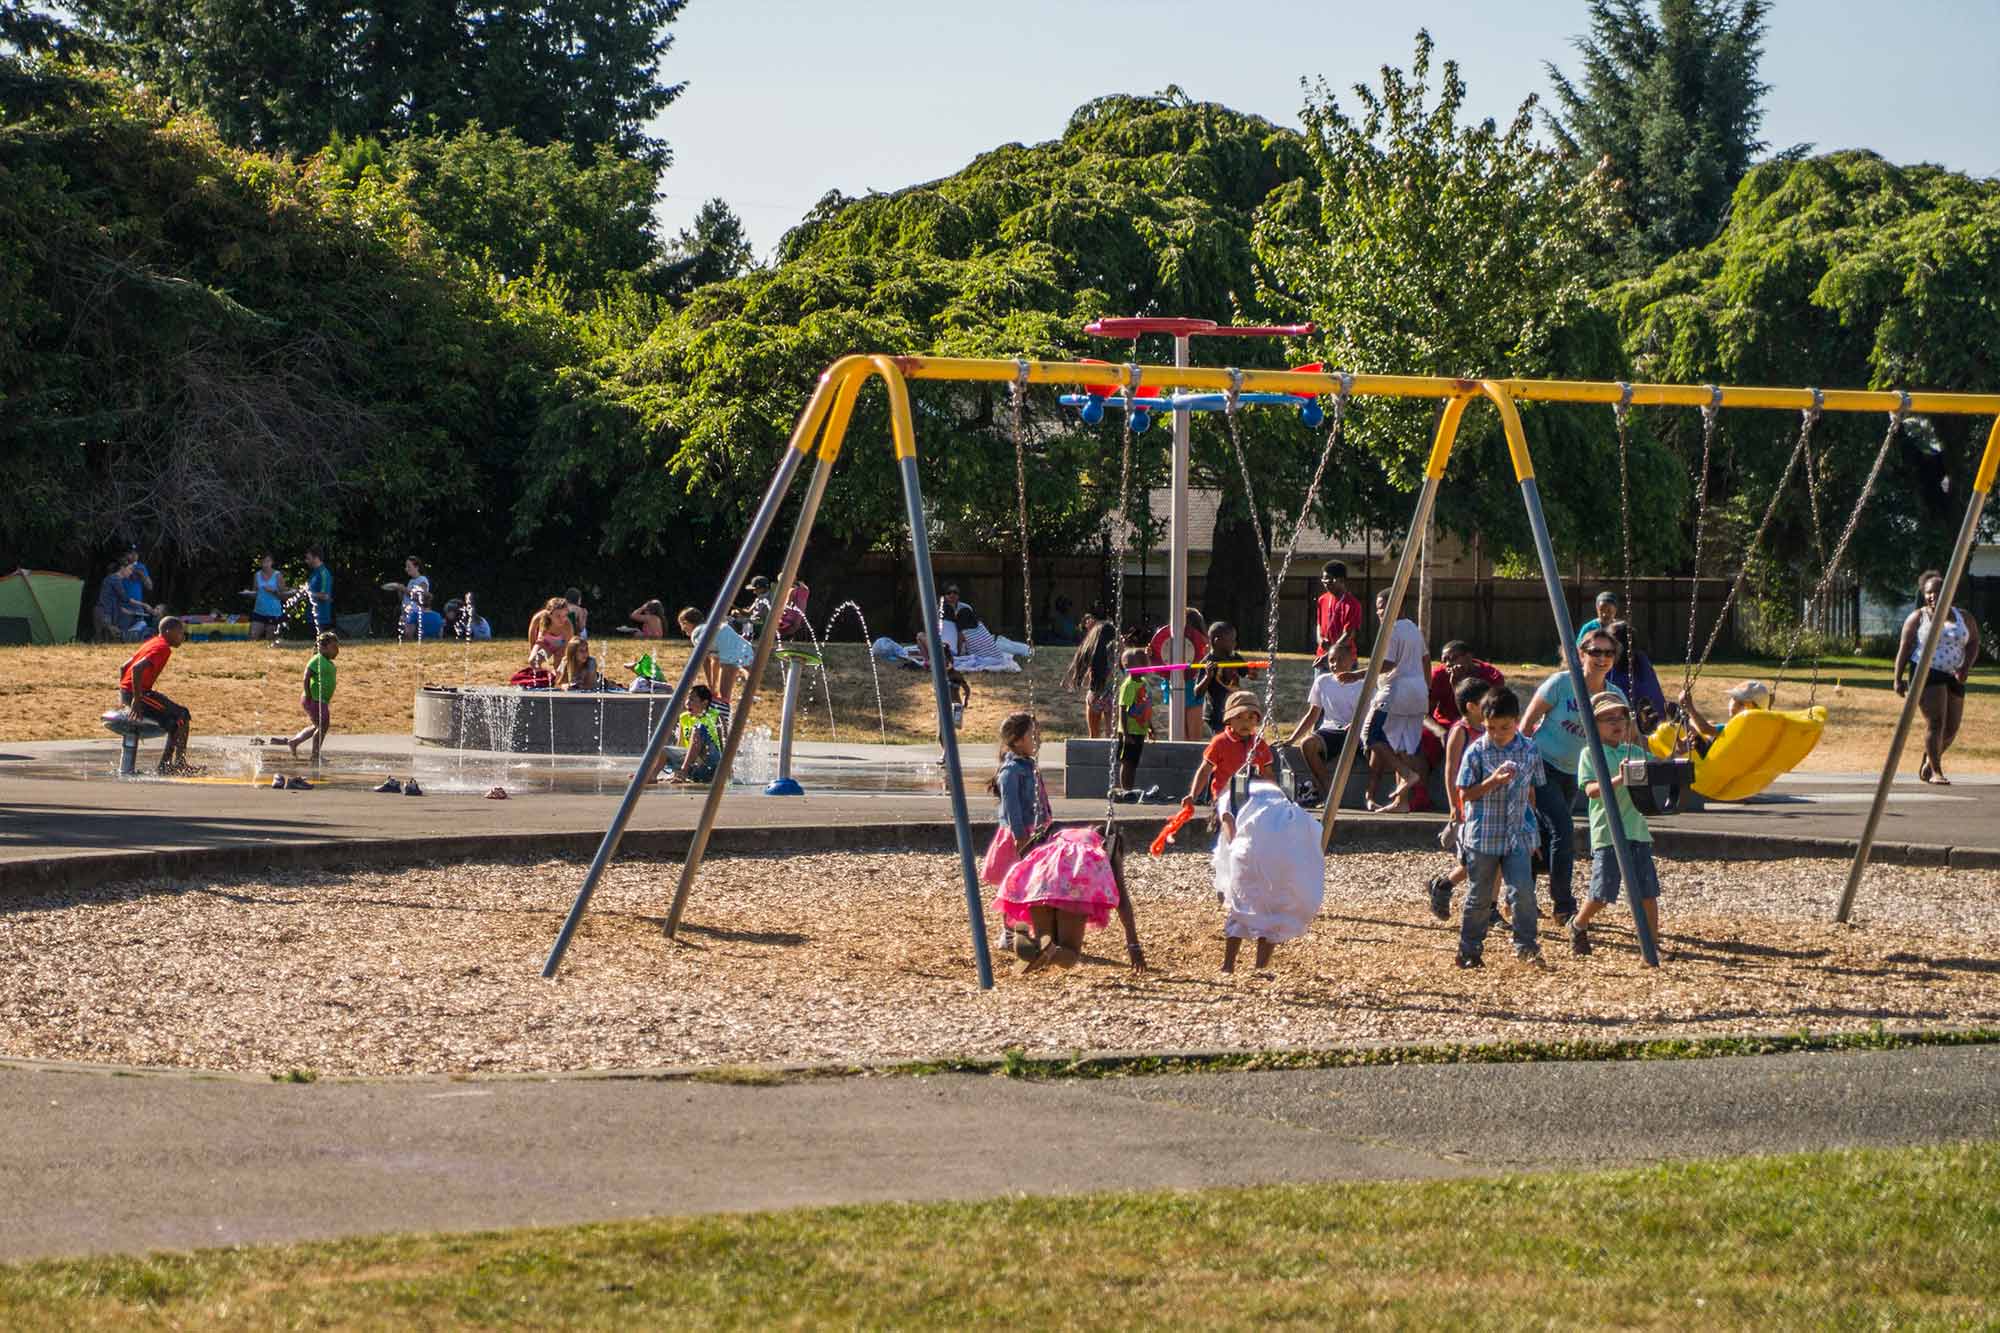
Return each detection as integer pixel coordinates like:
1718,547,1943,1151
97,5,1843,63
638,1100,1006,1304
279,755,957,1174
72,0,685,169
1545,0,1774,263
655,198,755,298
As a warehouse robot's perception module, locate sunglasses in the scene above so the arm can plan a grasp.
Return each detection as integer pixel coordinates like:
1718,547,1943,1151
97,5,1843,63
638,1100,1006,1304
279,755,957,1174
1583,647,1615,658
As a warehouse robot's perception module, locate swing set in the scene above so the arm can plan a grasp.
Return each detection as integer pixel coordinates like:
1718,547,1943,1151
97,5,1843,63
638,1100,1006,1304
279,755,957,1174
540,345,2000,984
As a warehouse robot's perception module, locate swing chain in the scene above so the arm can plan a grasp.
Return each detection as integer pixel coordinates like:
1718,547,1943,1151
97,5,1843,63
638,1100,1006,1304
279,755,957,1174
1220,367,1272,588
1614,381,1634,618
1010,356,1034,709
1679,388,1723,703
1263,375,1353,718
1775,398,1907,702
1102,345,1140,817
1690,393,1820,686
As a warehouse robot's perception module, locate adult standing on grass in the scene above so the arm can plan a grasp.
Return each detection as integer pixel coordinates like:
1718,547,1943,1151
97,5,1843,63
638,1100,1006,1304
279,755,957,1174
1520,626,1627,925
248,554,287,640
303,546,333,633
382,556,430,606
119,616,198,774
1895,568,1981,785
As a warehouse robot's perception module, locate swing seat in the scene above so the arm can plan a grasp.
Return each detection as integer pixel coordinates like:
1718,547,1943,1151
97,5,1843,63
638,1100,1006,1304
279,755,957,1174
1645,706,1827,802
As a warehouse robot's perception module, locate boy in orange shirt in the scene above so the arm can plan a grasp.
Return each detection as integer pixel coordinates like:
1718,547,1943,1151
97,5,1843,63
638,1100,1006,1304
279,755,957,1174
1182,690,1276,810
118,615,196,774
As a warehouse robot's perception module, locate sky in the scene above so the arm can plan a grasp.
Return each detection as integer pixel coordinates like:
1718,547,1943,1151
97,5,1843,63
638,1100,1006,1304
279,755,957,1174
648,0,2000,258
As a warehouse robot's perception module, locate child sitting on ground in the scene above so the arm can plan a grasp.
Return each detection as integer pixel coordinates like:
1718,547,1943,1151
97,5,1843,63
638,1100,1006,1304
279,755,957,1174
627,599,666,639
1183,690,1277,817
1114,646,1154,794
667,683,727,785
557,636,601,691
1452,686,1547,970
980,711,1135,971
1213,769,1325,974
1568,691,1663,963
678,605,756,705
283,632,339,762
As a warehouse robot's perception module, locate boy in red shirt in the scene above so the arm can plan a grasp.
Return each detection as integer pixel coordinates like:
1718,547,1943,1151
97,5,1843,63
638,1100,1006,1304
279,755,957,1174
118,616,196,774
1182,690,1276,809
1315,562,1362,665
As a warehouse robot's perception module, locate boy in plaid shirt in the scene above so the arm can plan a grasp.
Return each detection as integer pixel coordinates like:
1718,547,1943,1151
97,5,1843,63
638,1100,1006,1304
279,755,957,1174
1452,685,1547,969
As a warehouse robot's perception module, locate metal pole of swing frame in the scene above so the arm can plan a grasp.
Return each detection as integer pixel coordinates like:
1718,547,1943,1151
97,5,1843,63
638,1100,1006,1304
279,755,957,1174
902,452,997,988
1319,398,1463,850
664,437,841,939
540,394,824,978
1519,474,1660,967
1168,333,1192,742
1838,467,1995,923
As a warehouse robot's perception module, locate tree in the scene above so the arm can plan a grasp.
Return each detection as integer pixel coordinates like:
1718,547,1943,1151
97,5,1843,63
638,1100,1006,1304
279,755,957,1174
1255,30,1684,574
72,0,685,169
655,198,755,299
1545,0,1775,264
1605,151,2000,608
328,126,666,300
520,93,1326,638
0,72,597,616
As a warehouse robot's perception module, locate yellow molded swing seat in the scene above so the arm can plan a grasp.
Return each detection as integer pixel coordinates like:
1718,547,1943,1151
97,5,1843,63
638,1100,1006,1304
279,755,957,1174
1646,706,1828,802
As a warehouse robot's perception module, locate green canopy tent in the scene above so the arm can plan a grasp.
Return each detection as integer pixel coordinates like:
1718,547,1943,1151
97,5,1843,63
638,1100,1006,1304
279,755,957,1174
0,569,83,644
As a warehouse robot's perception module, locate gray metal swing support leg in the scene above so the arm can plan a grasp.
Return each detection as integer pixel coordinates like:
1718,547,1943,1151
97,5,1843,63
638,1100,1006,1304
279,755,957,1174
900,450,996,988
1838,466,1995,923
664,438,841,938
540,382,834,978
1520,476,1660,967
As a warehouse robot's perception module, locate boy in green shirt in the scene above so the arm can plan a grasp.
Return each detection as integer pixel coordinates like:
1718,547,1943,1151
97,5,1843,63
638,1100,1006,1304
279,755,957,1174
1114,646,1153,793
1569,690,1661,962
285,632,339,762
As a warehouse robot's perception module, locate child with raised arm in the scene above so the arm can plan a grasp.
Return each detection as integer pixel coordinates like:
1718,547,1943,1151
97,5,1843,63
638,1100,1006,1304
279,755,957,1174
980,711,1132,971
1452,686,1547,969
1568,692,1662,962
284,632,339,762
1183,691,1276,816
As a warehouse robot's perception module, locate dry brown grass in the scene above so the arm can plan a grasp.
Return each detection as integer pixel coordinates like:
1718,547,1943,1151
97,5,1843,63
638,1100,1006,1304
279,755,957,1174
3,843,1992,1076
3,640,1993,773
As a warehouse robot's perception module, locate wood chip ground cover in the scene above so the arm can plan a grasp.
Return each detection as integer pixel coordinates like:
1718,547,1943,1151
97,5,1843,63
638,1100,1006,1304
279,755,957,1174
2,844,1995,1076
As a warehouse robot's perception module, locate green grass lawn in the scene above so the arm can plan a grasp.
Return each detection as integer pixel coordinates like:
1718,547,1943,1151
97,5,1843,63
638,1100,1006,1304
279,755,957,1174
7,1143,1995,1329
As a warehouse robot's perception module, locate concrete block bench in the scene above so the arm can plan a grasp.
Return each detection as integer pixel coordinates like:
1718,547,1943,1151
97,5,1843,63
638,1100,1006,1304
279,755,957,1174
101,708,168,775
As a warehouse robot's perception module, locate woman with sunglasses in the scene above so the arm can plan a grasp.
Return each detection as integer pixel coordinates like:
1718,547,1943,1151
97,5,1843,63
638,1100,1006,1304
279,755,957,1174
1520,627,1628,925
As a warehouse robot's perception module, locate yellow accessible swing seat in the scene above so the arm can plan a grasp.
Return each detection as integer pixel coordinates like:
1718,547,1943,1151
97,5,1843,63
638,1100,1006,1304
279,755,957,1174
1646,706,1827,802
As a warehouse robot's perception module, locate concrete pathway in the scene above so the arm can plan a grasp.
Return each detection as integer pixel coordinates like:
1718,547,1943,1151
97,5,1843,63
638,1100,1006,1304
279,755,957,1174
5,736,1999,884
2,1045,1993,1262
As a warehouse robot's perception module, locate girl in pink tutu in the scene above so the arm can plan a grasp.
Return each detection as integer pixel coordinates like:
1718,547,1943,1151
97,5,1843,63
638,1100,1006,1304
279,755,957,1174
981,711,1130,971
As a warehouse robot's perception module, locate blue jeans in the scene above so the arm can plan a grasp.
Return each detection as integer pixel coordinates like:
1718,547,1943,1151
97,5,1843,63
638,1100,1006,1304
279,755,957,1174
1460,847,1539,960
1535,765,1580,917
1589,843,1660,903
